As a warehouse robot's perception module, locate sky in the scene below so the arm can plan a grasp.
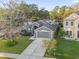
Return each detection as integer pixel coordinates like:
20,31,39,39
0,0,79,11
26,0,79,11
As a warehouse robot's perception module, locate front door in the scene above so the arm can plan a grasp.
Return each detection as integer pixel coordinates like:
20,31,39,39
77,31,79,38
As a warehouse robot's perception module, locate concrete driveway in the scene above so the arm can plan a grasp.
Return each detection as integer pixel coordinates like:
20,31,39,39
16,38,49,59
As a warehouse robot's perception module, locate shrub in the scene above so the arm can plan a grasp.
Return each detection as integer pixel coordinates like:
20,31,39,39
5,40,17,47
20,30,32,36
58,29,67,38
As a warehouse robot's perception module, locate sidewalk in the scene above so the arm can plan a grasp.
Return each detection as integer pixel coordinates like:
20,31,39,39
16,38,48,59
0,53,19,58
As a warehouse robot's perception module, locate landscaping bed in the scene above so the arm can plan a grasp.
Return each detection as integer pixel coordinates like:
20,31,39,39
0,36,32,54
45,39,79,59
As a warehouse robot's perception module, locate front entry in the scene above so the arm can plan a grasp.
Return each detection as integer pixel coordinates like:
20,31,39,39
77,31,79,38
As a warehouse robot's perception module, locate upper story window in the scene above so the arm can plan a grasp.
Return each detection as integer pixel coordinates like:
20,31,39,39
66,22,68,26
71,22,73,26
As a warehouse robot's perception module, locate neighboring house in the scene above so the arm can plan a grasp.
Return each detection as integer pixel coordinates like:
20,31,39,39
30,20,58,39
63,13,79,40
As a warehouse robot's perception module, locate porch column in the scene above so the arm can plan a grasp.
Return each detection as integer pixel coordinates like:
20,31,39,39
51,32,53,39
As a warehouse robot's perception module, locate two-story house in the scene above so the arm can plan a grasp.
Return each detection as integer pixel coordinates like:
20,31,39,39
63,13,79,40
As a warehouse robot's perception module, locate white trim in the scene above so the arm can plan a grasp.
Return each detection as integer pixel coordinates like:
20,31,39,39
35,30,53,39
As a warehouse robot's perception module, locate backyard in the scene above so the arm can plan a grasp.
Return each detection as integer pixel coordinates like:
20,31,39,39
0,36,32,54
45,39,79,59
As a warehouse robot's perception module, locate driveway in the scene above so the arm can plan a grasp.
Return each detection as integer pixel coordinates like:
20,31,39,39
16,38,49,59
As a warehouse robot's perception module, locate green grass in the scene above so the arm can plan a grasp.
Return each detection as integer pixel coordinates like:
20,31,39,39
45,39,79,59
0,57,13,59
0,36,32,54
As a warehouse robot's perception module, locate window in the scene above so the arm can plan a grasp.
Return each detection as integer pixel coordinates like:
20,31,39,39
70,31,72,36
34,26,38,29
66,22,68,26
66,31,72,37
71,22,73,26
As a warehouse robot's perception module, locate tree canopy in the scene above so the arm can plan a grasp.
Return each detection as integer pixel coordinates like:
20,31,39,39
50,6,76,21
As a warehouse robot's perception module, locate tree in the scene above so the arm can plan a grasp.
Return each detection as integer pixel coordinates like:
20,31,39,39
59,6,67,19
58,29,67,39
37,8,50,20
3,0,26,39
0,8,6,19
50,6,60,20
27,4,39,20
50,6,75,21
63,7,75,19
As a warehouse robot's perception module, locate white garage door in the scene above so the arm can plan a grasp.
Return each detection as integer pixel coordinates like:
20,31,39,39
37,31,51,38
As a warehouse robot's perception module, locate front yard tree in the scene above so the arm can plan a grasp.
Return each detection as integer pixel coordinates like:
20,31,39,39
3,0,17,39
3,0,25,39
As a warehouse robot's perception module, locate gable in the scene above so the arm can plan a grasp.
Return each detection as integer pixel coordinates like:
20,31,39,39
35,26,52,32
31,22,40,27
65,13,79,21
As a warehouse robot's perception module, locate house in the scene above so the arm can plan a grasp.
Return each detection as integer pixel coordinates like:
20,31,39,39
30,20,58,39
63,13,79,40
34,20,58,39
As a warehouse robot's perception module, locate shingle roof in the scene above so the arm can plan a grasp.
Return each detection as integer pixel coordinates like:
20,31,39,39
37,20,58,31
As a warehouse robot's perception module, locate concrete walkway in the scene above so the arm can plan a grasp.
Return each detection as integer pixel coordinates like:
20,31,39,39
0,53,19,58
16,38,48,59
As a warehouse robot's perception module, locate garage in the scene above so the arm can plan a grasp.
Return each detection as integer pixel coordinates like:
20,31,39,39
34,26,54,39
37,31,51,38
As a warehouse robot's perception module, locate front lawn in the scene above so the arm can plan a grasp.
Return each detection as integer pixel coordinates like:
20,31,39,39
0,36,32,54
45,39,79,59
0,57,13,59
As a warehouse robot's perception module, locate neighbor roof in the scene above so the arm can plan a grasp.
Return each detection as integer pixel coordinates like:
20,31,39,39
65,13,79,21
